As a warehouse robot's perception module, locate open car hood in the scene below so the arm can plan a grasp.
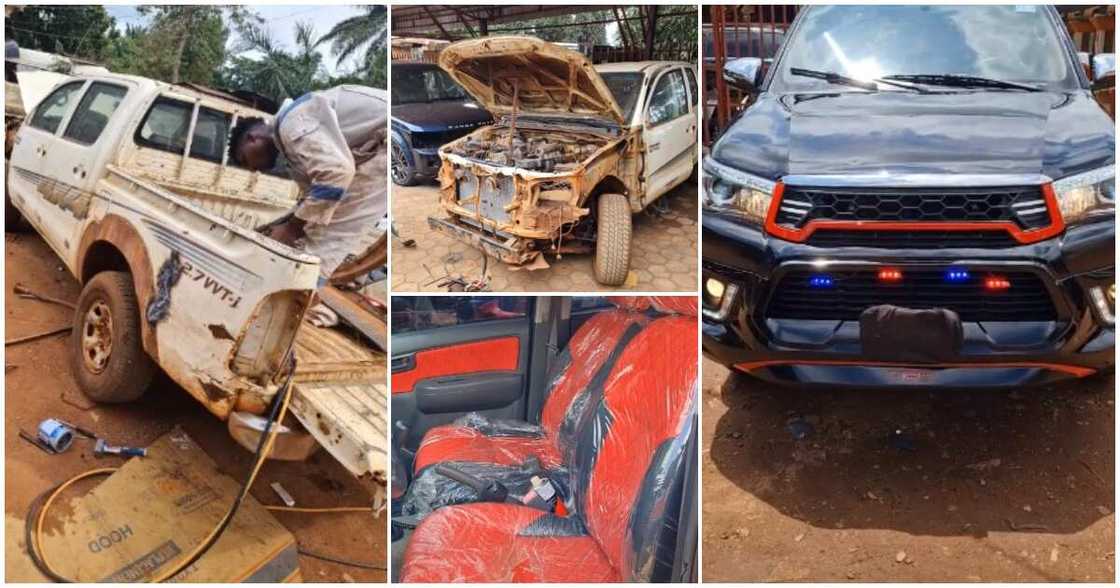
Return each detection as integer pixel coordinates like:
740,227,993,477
438,36,626,126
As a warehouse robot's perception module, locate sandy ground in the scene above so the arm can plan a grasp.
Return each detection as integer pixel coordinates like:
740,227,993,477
701,358,1115,582
4,231,387,582
391,179,698,292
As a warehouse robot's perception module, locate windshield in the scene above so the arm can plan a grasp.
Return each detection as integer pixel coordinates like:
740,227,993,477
773,5,1077,93
392,65,469,104
600,72,644,122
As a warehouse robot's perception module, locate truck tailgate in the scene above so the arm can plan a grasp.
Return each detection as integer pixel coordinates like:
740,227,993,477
290,322,388,480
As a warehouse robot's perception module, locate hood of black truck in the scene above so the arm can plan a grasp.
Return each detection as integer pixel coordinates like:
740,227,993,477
711,90,1115,181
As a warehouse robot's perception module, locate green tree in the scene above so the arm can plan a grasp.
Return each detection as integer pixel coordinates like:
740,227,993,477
316,5,386,86
135,5,257,84
220,21,328,104
4,5,115,61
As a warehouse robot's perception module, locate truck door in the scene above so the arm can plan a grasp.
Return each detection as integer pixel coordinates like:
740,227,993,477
7,79,86,245
642,67,697,203
9,80,129,262
389,296,536,458
39,80,129,262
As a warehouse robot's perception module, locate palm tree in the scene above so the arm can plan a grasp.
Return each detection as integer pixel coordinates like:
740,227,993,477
228,20,326,103
316,6,387,78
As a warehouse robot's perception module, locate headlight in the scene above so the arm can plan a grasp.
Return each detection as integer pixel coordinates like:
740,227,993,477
1053,164,1114,225
702,157,776,225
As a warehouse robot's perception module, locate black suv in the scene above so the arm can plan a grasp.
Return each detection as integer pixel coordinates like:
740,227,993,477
390,62,492,185
702,5,1115,388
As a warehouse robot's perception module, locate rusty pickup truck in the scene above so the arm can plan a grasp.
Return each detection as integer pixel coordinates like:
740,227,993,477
429,36,699,286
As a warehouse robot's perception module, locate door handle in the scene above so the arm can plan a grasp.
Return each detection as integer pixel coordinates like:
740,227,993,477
391,353,416,373
73,164,87,178
648,142,661,152
35,146,47,157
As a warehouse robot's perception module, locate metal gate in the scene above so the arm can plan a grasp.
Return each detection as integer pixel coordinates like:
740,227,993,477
703,5,798,148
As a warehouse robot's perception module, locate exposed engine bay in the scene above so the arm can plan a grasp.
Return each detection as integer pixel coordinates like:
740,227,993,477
443,124,612,173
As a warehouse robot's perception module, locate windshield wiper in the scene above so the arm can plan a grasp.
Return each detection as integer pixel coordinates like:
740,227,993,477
790,67,930,93
791,67,878,91
880,74,1042,92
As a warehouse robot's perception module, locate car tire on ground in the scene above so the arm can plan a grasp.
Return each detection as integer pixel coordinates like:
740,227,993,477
594,192,632,286
391,140,419,187
71,271,156,403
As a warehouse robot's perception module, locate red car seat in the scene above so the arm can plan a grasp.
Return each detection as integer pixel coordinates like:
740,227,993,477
400,302,697,582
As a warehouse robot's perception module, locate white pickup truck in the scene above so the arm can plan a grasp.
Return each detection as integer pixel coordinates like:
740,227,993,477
6,72,387,480
430,37,699,285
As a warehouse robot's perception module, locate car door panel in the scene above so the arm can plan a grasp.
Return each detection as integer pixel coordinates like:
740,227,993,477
415,371,524,413
391,297,534,452
643,68,697,203
391,335,520,394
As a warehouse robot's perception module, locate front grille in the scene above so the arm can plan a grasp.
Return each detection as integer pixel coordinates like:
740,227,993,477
805,230,1021,249
776,186,1051,230
767,268,1057,321
456,171,515,222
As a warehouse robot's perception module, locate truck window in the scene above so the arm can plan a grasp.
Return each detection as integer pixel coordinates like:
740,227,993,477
391,296,531,334
685,68,698,108
190,108,231,162
648,70,689,126
28,81,85,134
135,96,232,163
63,82,128,145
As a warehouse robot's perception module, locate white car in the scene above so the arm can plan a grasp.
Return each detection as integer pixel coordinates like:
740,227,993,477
6,72,386,480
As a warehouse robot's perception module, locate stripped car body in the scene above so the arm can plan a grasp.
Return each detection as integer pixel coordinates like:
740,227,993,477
430,36,698,275
7,72,387,479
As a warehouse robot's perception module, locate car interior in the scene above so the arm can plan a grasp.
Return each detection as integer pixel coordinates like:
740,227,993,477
390,295,699,583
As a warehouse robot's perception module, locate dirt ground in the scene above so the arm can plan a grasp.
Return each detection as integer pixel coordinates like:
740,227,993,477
702,358,1115,582
391,180,698,292
4,232,387,582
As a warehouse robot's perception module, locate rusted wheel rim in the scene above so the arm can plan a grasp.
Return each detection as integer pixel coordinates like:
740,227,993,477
390,142,410,184
82,300,113,374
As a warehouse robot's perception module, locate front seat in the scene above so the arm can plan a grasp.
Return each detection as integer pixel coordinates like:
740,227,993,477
399,298,698,582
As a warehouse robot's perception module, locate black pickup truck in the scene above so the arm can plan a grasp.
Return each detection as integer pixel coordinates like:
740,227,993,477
702,4,1115,388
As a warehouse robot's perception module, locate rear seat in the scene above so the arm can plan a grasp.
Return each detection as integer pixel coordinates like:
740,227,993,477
402,296,652,514
400,298,697,582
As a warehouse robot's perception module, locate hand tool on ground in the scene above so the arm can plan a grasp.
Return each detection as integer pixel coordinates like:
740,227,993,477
93,439,148,458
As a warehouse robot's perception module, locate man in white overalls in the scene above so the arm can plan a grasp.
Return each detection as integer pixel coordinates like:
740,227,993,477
230,85,387,286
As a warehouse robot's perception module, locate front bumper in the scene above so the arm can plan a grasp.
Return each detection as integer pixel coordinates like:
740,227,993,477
427,216,537,265
702,213,1115,388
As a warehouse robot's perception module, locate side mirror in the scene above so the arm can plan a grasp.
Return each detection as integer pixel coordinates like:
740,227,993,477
723,57,763,93
1091,53,1115,83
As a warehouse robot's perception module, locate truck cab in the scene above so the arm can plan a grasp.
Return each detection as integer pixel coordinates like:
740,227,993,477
7,72,387,479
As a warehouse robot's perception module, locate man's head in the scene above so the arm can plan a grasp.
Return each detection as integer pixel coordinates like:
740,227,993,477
229,117,277,171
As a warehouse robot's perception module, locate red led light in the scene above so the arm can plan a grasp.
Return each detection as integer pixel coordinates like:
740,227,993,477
878,268,903,283
984,276,1011,291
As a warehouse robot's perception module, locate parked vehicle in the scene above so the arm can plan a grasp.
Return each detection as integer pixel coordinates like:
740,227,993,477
429,37,699,285
702,5,1115,388
390,61,492,186
390,296,698,582
6,72,387,478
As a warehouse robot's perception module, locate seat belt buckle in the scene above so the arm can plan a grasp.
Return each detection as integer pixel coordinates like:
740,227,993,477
520,475,558,510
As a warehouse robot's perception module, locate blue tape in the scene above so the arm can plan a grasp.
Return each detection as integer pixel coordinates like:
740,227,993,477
309,183,345,201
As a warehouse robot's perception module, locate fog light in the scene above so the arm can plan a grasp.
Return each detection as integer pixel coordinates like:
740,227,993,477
1090,285,1115,326
702,280,740,322
706,278,726,302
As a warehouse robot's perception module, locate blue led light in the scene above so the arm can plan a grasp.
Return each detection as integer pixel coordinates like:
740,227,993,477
945,268,970,283
808,274,834,288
